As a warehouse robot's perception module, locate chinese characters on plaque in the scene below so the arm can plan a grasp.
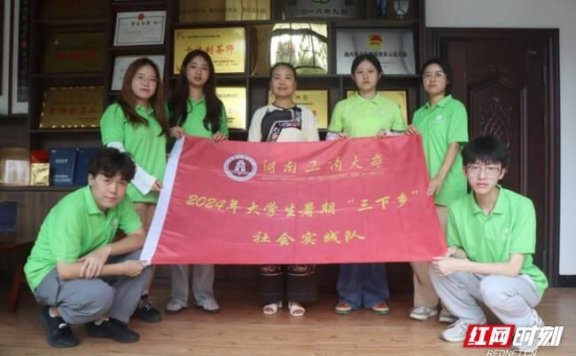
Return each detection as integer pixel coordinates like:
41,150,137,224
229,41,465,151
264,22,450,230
43,33,105,73
278,0,366,19
336,29,415,75
40,87,104,128
174,27,246,74
179,0,270,22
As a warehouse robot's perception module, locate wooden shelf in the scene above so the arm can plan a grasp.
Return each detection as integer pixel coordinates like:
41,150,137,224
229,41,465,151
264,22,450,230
30,128,100,134
0,185,78,192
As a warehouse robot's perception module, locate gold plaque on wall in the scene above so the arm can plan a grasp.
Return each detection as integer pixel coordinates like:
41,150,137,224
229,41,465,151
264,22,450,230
225,0,271,20
42,33,105,73
268,90,329,129
179,0,226,22
40,87,104,128
179,0,270,22
279,0,366,19
216,87,246,130
174,27,246,74
346,90,408,123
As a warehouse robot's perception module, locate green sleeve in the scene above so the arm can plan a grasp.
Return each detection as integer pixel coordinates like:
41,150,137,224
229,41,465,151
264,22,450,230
447,101,469,144
100,104,126,145
509,199,537,254
328,101,344,132
219,102,229,135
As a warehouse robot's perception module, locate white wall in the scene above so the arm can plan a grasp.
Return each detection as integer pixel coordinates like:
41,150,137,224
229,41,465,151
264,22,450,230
426,0,576,275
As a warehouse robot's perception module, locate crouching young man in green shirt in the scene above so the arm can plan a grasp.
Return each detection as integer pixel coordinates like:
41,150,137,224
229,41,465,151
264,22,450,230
24,148,151,348
429,136,548,351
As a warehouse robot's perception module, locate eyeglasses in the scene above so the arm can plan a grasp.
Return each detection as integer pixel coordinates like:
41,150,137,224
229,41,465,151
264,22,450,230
466,164,502,178
422,71,446,80
134,74,158,84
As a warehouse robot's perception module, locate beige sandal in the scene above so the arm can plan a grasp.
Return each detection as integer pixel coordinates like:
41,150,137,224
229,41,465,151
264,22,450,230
288,301,305,317
263,301,282,315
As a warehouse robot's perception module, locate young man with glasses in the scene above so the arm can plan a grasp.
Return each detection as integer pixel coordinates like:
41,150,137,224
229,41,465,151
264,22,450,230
429,136,548,352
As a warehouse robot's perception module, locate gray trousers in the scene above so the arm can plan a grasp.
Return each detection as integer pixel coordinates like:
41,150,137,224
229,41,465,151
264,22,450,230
429,265,542,326
33,249,152,324
169,264,215,306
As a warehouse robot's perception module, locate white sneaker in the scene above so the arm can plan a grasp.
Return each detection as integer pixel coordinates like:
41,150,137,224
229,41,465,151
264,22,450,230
196,298,220,313
442,319,486,343
438,308,458,324
165,299,187,314
409,306,438,321
513,310,545,352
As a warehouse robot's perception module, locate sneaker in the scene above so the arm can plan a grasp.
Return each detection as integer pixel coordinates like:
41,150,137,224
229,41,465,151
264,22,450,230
165,299,187,314
409,306,438,321
442,318,486,343
39,306,79,348
195,298,220,313
132,295,162,322
438,308,458,324
370,302,390,315
334,301,353,314
85,318,140,343
513,310,545,353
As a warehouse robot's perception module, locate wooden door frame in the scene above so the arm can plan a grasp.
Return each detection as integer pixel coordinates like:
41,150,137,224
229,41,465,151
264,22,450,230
425,28,561,286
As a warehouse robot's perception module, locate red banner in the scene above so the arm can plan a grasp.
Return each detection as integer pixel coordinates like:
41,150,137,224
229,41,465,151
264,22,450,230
141,135,446,264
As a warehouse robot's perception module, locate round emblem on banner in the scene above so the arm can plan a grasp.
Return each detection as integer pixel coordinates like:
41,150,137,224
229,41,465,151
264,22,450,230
223,154,258,182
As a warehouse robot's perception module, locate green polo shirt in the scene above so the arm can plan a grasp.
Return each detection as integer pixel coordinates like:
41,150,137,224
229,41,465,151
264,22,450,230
100,103,167,203
328,92,406,137
180,97,229,137
24,186,142,291
447,187,548,296
412,95,469,206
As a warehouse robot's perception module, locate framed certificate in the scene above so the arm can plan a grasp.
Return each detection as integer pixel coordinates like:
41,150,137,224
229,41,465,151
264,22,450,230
111,55,165,90
216,87,246,130
336,29,415,75
347,90,408,123
114,11,166,46
173,27,246,74
268,90,329,129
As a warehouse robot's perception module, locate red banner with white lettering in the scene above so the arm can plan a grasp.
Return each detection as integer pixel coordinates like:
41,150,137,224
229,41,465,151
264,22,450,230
141,135,446,264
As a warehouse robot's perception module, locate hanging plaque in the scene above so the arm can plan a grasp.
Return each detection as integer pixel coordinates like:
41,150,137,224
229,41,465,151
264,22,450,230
174,27,246,74
216,87,246,130
40,87,104,128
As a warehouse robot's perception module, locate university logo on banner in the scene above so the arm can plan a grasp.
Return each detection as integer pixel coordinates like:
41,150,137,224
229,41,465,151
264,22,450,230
141,135,446,264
